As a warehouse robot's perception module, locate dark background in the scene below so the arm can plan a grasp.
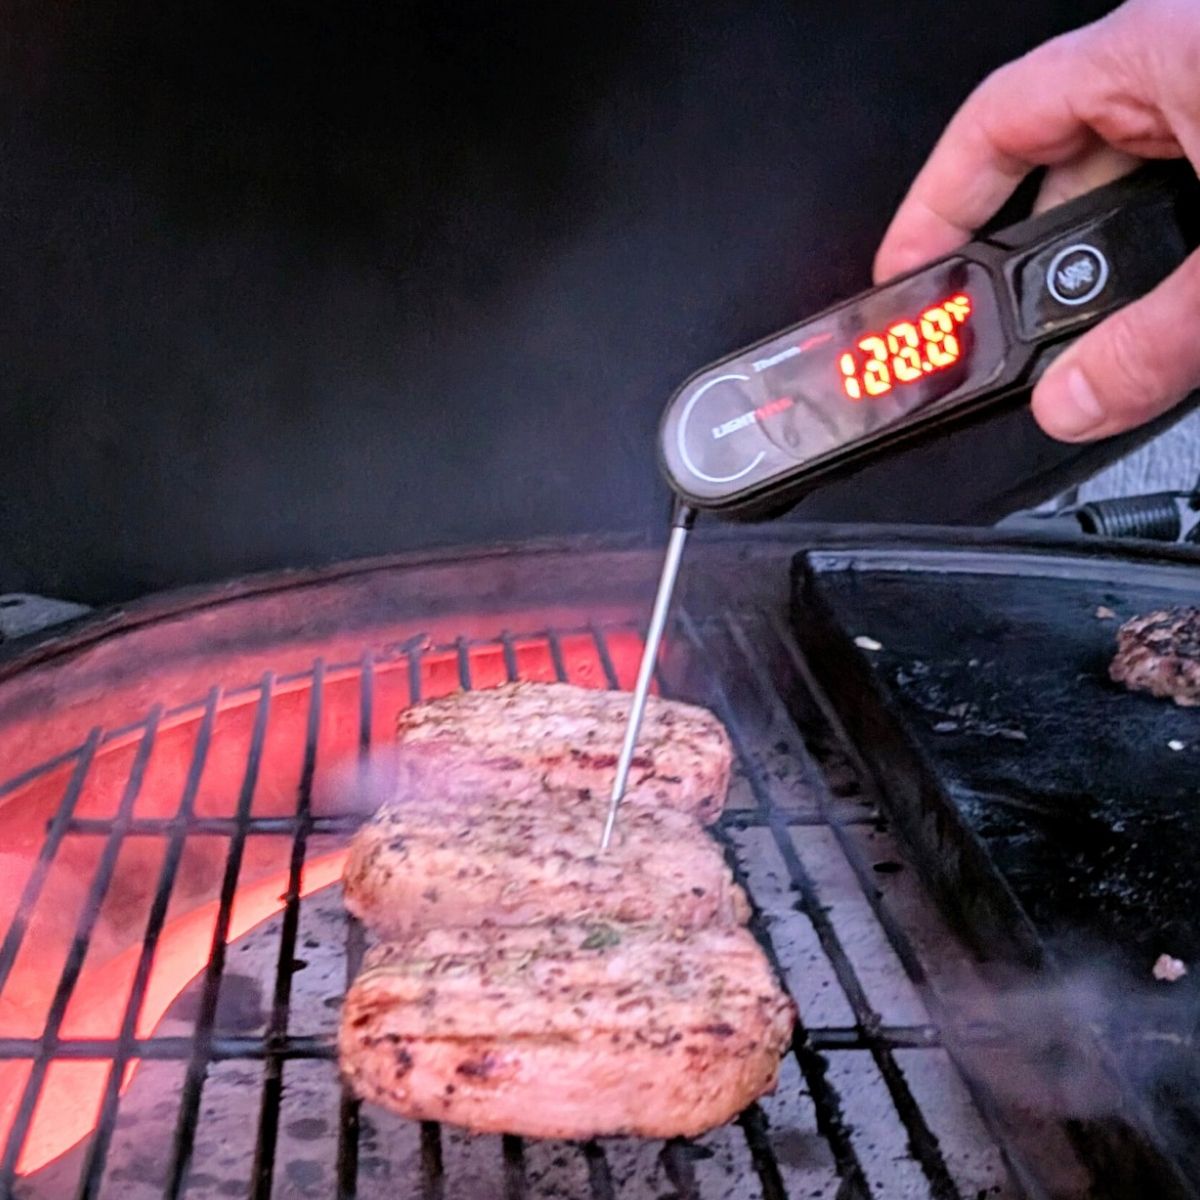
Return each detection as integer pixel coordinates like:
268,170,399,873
0,0,1124,603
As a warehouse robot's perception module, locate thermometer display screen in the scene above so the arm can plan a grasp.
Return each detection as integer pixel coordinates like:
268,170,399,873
662,259,1009,503
836,292,973,401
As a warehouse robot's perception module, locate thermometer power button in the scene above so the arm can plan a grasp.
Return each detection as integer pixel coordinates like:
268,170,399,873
1045,243,1109,306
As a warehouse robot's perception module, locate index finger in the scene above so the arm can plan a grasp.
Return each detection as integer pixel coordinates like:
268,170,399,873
872,26,1108,283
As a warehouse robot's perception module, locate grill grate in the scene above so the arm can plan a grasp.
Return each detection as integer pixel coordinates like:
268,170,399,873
0,615,1029,1199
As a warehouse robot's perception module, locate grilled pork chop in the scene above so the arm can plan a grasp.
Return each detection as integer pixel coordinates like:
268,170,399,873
1110,607,1200,706
339,922,795,1139
342,791,749,937
392,681,733,824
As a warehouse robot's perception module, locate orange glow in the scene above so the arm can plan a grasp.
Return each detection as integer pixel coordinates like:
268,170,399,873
2,630,650,1179
4,850,347,1175
839,292,972,400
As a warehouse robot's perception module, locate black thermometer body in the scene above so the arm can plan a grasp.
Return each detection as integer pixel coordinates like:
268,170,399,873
659,163,1200,520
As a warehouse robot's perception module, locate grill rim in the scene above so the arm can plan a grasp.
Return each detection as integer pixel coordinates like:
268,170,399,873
8,521,1198,684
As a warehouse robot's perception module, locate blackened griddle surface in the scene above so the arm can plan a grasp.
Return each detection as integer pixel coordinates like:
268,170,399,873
792,529,1200,1192
793,530,1200,972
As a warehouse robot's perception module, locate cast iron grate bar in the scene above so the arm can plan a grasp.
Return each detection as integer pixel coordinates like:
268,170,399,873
74,690,221,1200
758,607,1035,1196
63,814,365,837
59,808,881,838
550,632,623,1200
394,644,451,1200
407,637,422,709
0,710,161,1193
597,628,822,1200
0,727,102,1001
547,628,569,684
634,635,871,1198
250,660,324,1200
736,613,936,986
705,810,871,1199
336,920,366,1200
581,1141,615,1200
660,1137,701,1200
337,652,374,1200
0,1034,333,1060
502,1133,526,1200
0,1021,950,1064
589,623,619,689
455,637,471,691
0,744,89,802
456,647,533,1199
163,678,273,1200
677,608,963,1200
500,632,520,683
420,1121,444,1198
736,1105,789,1200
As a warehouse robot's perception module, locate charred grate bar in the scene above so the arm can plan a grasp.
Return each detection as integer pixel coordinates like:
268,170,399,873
248,659,323,1200
697,614,960,1193
164,678,272,1199
335,650,374,1200
74,690,221,1200
0,712,162,1194
0,1023,947,1062
0,618,1024,1200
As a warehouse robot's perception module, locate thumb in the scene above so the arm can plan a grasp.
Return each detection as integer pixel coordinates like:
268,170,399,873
1031,248,1200,442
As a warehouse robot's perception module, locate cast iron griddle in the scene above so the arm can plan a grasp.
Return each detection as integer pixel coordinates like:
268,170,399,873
792,527,1200,972
791,526,1200,1190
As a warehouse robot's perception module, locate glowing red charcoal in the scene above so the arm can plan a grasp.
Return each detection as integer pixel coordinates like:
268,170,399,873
1,630,652,1179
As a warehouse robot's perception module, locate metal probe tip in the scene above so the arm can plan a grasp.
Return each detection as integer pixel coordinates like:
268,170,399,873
600,504,696,851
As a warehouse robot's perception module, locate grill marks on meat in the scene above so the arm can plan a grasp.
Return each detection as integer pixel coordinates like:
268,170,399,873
392,681,732,824
342,793,749,937
1111,607,1200,706
339,680,794,1140
339,923,796,1140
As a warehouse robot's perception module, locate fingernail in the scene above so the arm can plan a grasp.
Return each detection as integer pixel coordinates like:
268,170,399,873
1042,366,1105,440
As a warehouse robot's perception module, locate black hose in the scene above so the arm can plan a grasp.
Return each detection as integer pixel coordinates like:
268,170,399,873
1072,493,1182,540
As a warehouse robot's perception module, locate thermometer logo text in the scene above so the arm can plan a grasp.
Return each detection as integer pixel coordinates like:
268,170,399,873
711,396,795,440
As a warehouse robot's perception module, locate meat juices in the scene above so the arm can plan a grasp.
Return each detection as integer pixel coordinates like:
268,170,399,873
340,923,796,1140
392,681,733,824
342,792,749,937
1110,607,1200,706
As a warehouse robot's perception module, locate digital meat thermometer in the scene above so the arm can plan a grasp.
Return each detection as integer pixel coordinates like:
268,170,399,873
601,161,1200,848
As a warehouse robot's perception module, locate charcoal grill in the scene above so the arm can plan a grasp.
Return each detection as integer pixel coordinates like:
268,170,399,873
0,531,1186,1200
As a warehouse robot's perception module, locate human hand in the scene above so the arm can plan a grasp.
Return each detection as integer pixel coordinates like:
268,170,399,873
874,0,1200,443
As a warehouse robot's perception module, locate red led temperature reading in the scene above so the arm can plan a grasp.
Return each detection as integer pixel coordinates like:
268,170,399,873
838,293,972,400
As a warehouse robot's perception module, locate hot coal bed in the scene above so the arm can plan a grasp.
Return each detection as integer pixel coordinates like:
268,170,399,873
0,529,1196,1200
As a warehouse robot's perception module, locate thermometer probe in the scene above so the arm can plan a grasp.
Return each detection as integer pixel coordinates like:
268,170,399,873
601,161,1200,849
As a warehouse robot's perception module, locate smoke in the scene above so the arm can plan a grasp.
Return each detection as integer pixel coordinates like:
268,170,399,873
943,943,1200,1176
310,740,534,819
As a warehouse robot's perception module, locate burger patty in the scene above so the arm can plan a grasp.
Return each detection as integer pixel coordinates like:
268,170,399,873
391,681,733,824
339,922,795,1140
342,791,749,937
1110,607,1200,706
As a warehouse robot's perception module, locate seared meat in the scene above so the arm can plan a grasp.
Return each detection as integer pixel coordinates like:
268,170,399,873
342,791,749,937
1110,607,1200,706
339,922,795,1139
392,681,732,824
